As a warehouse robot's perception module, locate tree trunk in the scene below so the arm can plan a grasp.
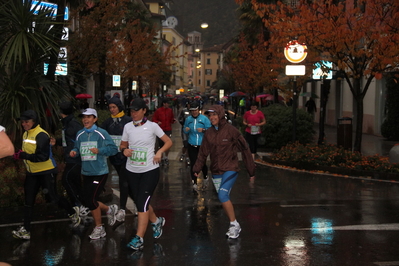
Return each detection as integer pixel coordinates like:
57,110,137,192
318,80,331,145
353,78,363,152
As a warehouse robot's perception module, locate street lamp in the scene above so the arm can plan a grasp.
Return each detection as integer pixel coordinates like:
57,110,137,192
201,23,208,29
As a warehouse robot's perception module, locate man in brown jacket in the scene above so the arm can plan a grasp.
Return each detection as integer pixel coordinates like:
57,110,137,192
193,105,255,239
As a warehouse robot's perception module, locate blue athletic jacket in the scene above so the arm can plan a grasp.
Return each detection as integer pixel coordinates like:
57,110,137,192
72,125,118,176
183,114,211,146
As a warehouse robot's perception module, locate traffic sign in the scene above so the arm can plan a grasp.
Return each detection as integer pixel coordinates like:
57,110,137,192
113,75,120,87
285,65,306,76
284,40,308,63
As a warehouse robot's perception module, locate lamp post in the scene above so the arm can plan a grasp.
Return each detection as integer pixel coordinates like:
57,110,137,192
284,40,308,142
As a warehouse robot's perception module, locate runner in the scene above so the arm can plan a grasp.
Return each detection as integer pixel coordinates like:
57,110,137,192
120,98,172,251
193,105,256,239
70,108,119,240
101,96,133,221
52,101,89,218
12,110,81,240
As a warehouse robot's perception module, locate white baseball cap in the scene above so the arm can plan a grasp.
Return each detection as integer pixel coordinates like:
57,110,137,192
79,108,97,117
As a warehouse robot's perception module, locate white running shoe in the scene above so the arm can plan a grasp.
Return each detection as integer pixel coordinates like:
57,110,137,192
192,183,198,191
79,205,90,217
115,209,126,222
12,226,30,240
226,223,241,239
89,225,106,240
70,206,81,227
107,204,118,226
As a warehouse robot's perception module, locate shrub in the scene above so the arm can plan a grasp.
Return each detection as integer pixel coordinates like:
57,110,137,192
271,142,399,174
261,104,315,149
0,158,26,207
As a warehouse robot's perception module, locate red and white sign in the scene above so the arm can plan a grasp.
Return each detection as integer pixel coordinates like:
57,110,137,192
284,40,308,63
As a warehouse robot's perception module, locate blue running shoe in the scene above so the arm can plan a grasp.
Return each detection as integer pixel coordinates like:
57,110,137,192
152,217,165,239
127,235,144,250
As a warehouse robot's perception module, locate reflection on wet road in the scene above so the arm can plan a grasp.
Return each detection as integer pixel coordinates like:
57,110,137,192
2,154,399,265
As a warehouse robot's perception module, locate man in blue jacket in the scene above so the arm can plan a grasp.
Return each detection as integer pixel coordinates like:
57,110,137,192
183,102,211,191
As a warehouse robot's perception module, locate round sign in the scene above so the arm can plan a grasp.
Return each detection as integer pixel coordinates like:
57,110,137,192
284,40,308,63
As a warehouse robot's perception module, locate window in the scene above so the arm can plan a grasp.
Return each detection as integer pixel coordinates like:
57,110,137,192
207,58,211,65
198,79,201,85
205,69,212,75
206,80,211,87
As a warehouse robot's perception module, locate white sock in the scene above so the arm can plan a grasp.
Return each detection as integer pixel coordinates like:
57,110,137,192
230,220,239,226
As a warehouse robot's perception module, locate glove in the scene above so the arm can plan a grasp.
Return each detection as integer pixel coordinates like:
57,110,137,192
13,149,23,160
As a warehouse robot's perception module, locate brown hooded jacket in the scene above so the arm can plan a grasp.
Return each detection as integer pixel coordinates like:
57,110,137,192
193,105,256,177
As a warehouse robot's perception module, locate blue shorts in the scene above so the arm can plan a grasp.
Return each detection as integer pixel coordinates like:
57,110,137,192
213,171,238,203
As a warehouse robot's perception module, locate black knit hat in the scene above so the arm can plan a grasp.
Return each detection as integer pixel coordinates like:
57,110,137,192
59,101,74,115
108,96,124,112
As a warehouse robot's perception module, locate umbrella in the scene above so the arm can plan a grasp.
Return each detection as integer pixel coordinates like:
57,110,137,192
256,94,272,101
300,92,319,98
256,94,271,98
229,91,246,97
265,95,284,101
75,93,92,99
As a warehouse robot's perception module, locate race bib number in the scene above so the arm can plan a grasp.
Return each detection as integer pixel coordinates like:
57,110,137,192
111,135,122,152
251,126,260,135
128,147,148,166
80,141,97,161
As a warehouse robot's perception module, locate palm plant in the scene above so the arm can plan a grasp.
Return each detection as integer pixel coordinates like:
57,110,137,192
0,0,69,145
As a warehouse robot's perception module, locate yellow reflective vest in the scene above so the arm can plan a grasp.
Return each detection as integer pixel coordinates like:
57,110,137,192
22,125,56,173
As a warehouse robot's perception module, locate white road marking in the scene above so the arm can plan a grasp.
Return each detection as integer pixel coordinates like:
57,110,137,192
281,204,344,207
296,223,399,231
373,262,399,265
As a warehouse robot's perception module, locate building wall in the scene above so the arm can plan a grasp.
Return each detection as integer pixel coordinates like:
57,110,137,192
201,51,219,93
162,28,187,91
302,76,386,136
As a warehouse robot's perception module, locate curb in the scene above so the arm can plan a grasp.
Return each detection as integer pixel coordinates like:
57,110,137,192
254,158,399,184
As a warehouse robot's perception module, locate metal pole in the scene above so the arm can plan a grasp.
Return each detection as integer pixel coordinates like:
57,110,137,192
292,76,297,142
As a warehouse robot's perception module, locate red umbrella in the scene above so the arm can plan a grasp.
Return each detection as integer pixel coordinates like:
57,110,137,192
256,94,272,101
265,95,284,101
75,93,92,99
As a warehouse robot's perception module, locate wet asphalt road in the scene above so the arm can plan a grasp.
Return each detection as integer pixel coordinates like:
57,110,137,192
1,123,399,265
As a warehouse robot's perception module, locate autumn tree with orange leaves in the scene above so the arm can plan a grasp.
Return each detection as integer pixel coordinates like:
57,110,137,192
236,0,399,152
69,0,171,105
227,34,274,97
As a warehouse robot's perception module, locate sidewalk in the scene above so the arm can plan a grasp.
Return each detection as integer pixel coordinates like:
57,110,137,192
224,104,396,157
313,123,397,157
